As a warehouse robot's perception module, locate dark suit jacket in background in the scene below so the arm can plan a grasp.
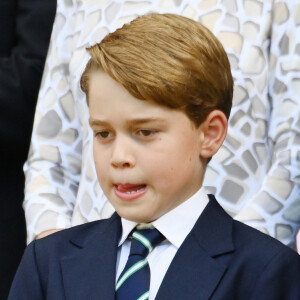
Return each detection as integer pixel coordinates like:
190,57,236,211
0,0,56,298
8,196,300,299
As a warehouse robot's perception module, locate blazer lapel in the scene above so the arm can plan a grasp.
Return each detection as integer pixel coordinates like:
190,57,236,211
156,195,234,300
60,213,121,300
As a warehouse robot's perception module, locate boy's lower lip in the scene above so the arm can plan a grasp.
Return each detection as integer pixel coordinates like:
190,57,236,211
114,184,147,201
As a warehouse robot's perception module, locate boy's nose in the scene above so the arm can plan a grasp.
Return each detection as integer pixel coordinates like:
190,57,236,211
110,137,135,169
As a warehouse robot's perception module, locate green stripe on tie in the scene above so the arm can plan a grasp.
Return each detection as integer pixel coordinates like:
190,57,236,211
137,291,150,300
132,232,153,253
116,258,148,291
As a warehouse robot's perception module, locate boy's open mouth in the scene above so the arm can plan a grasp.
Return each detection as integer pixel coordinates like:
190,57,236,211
114,184,147,200
115,184,146,194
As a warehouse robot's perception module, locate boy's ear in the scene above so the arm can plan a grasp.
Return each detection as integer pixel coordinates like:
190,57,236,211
198,110,228,158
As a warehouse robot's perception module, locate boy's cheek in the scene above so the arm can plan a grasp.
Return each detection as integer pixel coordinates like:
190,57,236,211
93,149,107,171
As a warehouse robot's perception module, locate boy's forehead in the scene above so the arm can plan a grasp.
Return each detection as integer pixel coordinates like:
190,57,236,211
88,70,164,112
88,70,119,91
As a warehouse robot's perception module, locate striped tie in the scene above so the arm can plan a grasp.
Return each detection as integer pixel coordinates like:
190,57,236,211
116,228,165,300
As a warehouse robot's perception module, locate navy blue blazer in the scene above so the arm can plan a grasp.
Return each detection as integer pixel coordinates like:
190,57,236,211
9,195,300,299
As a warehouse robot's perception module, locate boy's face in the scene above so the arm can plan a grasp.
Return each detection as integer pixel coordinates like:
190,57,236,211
89,71,206,223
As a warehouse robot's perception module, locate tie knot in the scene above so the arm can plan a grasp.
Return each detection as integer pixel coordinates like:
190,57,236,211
129,228,165,258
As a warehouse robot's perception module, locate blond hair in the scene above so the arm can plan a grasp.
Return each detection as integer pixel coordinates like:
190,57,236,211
81,13,233,126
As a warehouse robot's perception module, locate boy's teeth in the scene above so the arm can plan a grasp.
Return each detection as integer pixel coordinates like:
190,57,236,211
116,184,146,194
125,187,144,194
126,191,135,194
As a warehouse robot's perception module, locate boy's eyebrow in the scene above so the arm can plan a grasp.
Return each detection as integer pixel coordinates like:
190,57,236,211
89,119,107,127
126,117,166,125
89,117,166,127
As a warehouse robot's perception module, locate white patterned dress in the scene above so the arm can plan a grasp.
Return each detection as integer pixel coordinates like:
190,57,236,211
24,0,300,247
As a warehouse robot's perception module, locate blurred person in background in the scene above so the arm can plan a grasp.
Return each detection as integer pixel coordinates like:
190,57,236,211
24,0,300,251
0,0,56,297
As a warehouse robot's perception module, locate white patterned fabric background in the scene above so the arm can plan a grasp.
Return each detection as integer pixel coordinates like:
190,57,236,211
24,0,300,247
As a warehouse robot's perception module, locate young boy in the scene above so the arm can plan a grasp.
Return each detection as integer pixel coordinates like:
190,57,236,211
9,13,300,300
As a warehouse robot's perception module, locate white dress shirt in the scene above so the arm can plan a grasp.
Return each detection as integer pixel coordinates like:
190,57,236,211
116,187,209,300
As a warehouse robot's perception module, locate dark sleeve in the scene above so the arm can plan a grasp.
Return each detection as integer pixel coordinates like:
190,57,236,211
8,242,44,299
250,249,300,299
0,0,56,158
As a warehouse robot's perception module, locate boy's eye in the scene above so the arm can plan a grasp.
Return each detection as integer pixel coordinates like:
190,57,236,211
95,131,111,139
137,129,156,137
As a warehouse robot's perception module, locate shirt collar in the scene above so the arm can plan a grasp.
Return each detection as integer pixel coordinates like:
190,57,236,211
119,187,209,248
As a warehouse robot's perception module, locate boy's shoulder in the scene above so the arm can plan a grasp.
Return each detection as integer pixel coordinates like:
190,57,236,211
233,215,295,254
230,216,300,274
9,213,122,299
201,195,298,266
32,212,121,258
